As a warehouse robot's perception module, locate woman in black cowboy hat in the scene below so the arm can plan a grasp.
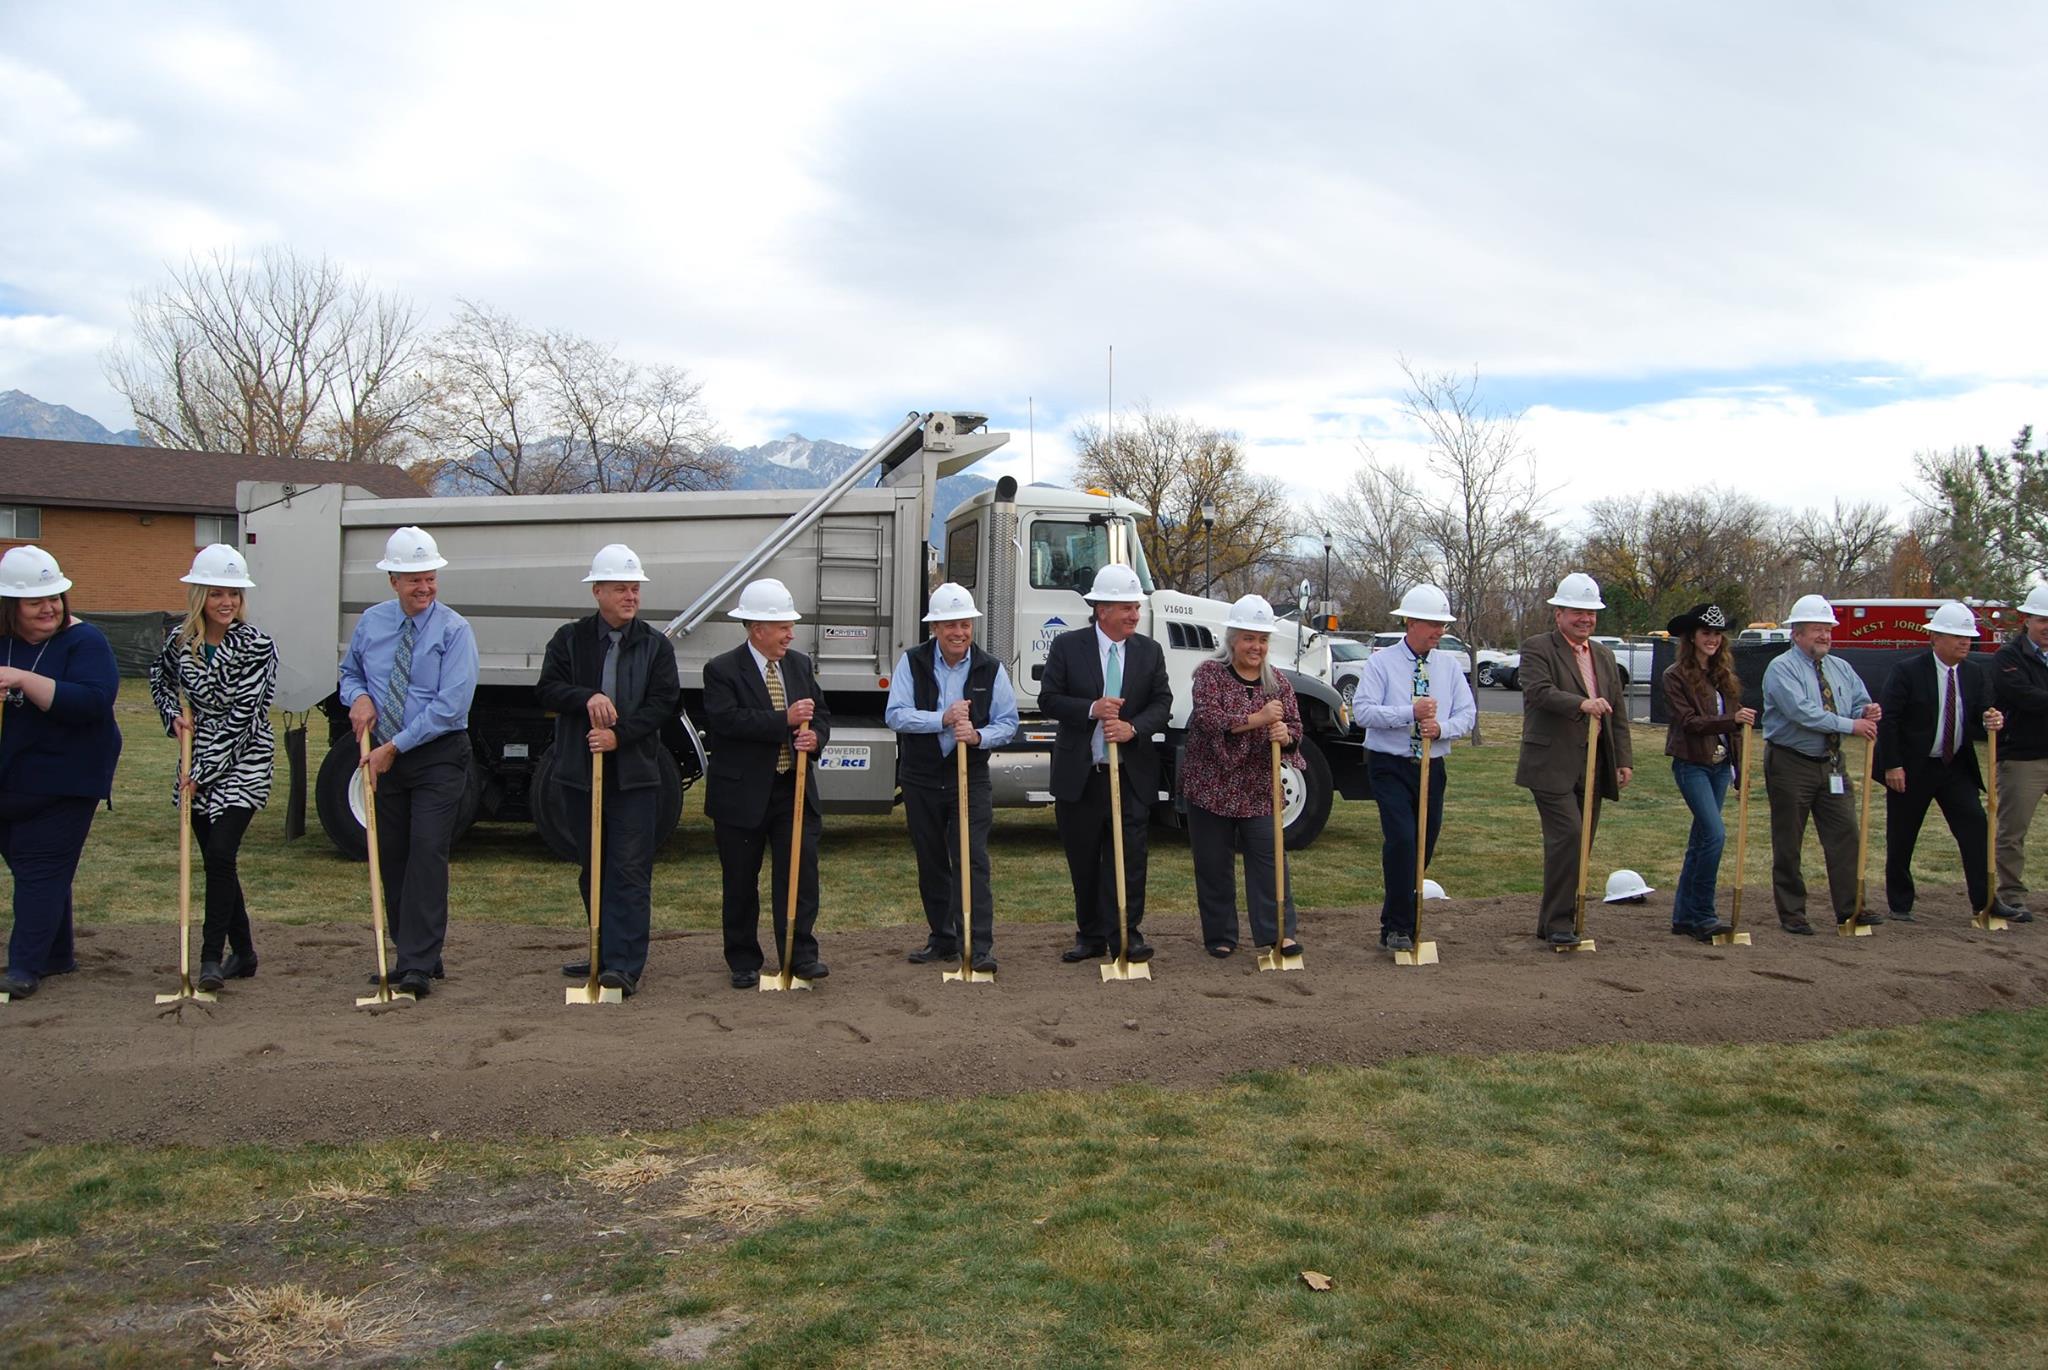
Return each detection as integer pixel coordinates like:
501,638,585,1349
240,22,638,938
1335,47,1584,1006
1662,603,1756,942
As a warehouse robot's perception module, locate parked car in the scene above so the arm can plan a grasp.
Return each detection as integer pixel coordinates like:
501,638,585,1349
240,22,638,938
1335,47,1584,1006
1737,627,1790,646
1487,638,1652,690
1476,647,1517,687
1327,637,1371,705
1365,631,1473,682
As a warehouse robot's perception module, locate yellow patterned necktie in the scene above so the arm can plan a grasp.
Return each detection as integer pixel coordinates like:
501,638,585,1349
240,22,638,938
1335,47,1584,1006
765,660,793,773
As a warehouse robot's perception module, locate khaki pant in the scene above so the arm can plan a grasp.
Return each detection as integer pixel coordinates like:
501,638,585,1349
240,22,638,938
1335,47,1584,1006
1766,744,1861,923
1995,755,2048,907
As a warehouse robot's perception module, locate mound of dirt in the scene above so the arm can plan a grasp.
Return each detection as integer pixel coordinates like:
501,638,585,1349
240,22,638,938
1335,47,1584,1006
6,892,2044,1149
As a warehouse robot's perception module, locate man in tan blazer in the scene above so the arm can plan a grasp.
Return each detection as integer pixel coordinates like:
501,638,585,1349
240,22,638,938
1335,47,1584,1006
1516,572,1635,946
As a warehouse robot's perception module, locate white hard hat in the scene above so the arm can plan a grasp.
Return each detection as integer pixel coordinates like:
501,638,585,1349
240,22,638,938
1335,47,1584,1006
1082,563,1147,603
1602,869,1655,902
1547,572,1605,611
181,543,255,589
583,543,649,584
1422,879,1447,901
1924,601,1979,638
1782,594,1837,626
0,545,73,597
2019,585,2048,618
923,582,982,622
729,578,801,622
1224,594,1277,632
376,526,448,573
1393,584,1455,622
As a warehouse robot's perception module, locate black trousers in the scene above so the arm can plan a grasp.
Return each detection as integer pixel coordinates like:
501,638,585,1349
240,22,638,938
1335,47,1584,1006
1188,802,1295,947
1369,751,1445,938
1,792,97,978
189,806,256,964
572,774,659,978
1055,765,1148,948
715,771,822,974
1885,764,1990,914
372,731,469,976
903,776,994,956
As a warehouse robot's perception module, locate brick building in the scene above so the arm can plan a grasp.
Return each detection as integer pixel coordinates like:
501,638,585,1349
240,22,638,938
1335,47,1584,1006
0,436,424,612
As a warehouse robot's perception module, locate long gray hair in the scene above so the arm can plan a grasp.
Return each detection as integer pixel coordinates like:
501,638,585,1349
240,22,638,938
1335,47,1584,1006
1215,628,1279,693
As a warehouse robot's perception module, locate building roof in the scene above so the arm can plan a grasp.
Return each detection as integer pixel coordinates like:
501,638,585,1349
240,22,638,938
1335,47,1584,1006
0,435,426,515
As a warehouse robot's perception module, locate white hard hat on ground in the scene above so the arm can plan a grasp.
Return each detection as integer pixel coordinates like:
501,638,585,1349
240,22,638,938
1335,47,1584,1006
1423,879,1448,901
182,543,255,589
376,526,448,573
1082,563,1147,603
1925,601,1980,638
1547,572,1605,611
1225,594,1277,632
923,582,982,622
729,578,801,622
1603,869,1655,902
2019,585,2048,618
1393,584,1455,622
1782,594,1837,626
583,543,650,583
0,545,72,597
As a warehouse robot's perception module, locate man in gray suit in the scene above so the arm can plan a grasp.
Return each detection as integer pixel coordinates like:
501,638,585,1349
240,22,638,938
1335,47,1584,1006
1516,572,1635,947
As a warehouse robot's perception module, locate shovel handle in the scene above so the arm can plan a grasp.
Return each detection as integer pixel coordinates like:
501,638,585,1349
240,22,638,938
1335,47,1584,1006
1108,739,1129,961
1415,736,1432,945
178,700,194,981
359,725,392,987
587,750,604,987
1270,739,1286,945
1574,713,1601,936
779,724,811,982
1984,727,1999,918
958,738,972,973
1730,719,1753,930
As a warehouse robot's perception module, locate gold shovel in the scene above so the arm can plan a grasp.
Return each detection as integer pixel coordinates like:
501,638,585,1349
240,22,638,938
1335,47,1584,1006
156,701,218,1005
943,738,994,984
568,750,624,1004
1100,739,1152,982
1974,727,2009,932
1557,713,1601,954
1714,721,1755,946
1395,737,1439,966
762,723,815,992
1256,737,1304,971
355,726,416,1007
1841,735,1876,937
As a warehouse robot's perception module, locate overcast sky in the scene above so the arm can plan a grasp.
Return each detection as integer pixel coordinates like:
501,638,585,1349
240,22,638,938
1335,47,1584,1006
4,1,2045,531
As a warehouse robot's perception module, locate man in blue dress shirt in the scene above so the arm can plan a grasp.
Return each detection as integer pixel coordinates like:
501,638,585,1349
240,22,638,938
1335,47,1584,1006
886,583,1020,971
339,526,479,996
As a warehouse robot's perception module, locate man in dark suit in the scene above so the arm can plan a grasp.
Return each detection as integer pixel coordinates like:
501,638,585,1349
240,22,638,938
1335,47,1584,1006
701,578,831,988
1515,572,1635,947
1876,600,2010,922
1039,562,1173,963
537,544,681,998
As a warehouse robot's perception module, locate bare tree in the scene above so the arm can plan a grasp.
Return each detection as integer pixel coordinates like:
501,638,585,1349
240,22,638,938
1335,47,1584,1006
1327,454,1427,627
1070,409,1296,593
1784,499,1895,597
1581,487,1784,631
416,300,574,495
105,247,426,462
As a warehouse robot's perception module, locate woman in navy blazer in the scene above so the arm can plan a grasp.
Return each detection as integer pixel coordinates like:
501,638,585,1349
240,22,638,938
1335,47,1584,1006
0,546,122,999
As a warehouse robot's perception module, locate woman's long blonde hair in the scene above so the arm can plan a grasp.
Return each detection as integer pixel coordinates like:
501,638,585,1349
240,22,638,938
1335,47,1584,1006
178,584,245,658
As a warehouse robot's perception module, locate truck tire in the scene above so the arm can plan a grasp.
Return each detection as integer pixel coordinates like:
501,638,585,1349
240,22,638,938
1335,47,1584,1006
1478,661,1497,687
1279,735,1334,850
530,744,685,863
316,738,485,862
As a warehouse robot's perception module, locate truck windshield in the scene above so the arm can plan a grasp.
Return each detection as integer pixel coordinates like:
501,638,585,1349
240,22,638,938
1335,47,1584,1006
1028,517,1154,595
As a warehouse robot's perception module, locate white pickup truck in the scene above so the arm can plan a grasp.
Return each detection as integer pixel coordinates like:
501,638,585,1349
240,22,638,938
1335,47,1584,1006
1487,635,1656,690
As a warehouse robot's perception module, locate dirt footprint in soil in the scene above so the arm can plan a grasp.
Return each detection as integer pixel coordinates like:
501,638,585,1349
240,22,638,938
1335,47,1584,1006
687,1012,733,1033
885,993,930,1019
818,1020,871,1045
1029,1025,1077,1048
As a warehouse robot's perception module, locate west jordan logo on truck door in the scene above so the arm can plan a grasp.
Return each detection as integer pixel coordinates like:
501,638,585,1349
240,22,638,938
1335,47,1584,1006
1032,616,1068,655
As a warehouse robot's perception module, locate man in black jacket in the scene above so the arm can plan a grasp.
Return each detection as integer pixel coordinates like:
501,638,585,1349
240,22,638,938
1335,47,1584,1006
536,544,682,997
1992,585,2048,920
1875,601,2012,922
1039,562,1173,963
701,578,831,988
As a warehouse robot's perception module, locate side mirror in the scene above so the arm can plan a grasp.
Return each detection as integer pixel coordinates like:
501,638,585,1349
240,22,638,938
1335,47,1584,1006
1297,578,1312,618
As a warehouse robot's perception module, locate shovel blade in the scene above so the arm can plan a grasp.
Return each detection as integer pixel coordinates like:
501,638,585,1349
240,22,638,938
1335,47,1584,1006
354,986,417,1008
1392,942,1438,967
1836,922,1874,938
1971,913,2009,932
154,990,219,1004
940,967,996,983
759,973,813,992
565,984,625,1005
1099,958,1152,982
1710,930,1753,946
1552,938,1598,954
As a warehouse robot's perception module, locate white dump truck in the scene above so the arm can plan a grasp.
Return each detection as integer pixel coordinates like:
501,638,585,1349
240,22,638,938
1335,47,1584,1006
241,410,1365,860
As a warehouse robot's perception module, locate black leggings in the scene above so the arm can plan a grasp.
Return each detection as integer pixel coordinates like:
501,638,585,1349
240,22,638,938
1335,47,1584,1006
189,806,256,963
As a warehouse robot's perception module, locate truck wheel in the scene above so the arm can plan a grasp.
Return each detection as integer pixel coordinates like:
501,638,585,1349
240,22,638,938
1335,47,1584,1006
530,744,685,863
1279,736,1334,850
315,739,368,862
1478,661,1497,687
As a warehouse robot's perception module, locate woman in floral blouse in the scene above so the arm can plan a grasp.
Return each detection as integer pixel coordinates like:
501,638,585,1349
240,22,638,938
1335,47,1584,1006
1180,595,1303,957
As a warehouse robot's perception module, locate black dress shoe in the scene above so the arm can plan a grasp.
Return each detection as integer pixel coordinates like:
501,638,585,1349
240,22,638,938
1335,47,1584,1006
2,969,38,998
598,969,638,998
1996,903,2034,923
1781,918,1815,935
198,960,226,992
396,970,431,997
906,943,956,965
1061,940,1109,963
730,969,759,989
1280,940,1303,957
221,951,258,979
791,961,829,980
1207,941,1237,958
561,960,592,978
1386,931,1415,952
971,953,998,973
1686,923,1729,943
1546,930,1583,947
1843,911,1884,926
1885,910,1912,923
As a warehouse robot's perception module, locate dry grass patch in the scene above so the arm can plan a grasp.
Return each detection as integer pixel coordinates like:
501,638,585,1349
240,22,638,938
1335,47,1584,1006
388,1156,443,1194
665,1164,824,1231
204,1281,417,1368
582,1151,690,1192
298,1178,379,1209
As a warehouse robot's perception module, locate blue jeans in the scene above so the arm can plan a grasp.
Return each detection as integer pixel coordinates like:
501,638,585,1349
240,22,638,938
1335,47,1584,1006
1671,759,1732,927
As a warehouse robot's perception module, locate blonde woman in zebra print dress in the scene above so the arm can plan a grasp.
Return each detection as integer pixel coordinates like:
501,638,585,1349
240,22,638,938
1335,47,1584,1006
148,545,278,992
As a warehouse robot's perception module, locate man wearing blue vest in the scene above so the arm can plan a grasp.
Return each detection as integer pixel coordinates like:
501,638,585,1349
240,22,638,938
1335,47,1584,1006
886,583,1020,971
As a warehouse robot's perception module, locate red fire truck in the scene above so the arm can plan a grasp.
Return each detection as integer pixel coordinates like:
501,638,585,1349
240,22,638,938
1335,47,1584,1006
1826,598,2015,651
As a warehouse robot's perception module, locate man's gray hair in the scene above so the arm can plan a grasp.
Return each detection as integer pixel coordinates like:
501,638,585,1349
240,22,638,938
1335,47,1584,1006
1216,628,1279,693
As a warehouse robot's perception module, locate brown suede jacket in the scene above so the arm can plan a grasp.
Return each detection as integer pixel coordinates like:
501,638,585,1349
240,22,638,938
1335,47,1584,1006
1662,664,1749,765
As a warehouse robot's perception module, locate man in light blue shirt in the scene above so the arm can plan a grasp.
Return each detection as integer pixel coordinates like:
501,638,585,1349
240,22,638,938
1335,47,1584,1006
1760,593,1880,933
1352,585,1477,953
885,583,1020,972
338,526,478,994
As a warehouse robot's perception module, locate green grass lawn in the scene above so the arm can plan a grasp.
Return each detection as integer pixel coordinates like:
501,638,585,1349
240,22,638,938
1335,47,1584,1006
76,695,2045,933
3,1009,2044,1367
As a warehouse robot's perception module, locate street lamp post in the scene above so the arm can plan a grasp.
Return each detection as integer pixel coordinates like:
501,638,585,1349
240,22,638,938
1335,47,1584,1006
1321,530,1333,620
1200,501,1217,596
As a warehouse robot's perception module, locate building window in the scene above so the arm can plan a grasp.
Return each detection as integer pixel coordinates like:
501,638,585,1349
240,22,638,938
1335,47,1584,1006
195,514,234,547
0,505,41,540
